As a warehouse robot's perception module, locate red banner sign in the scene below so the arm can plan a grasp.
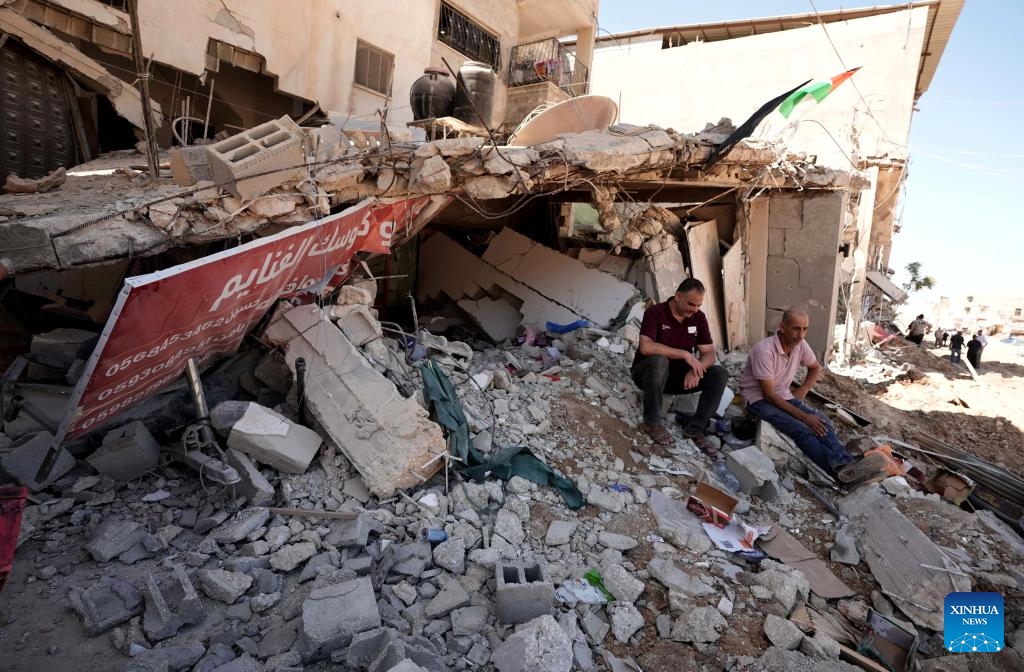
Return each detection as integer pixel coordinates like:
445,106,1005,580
56,195,448,443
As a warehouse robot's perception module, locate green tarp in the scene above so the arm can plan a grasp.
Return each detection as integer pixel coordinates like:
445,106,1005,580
420,360,584,509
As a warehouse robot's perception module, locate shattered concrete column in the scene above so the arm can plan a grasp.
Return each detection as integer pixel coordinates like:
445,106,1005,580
263,304,446,498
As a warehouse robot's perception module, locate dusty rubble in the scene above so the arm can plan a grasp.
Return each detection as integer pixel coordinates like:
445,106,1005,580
2,280,1024,672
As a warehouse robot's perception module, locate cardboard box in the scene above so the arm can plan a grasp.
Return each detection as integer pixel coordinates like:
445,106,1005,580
686,481,738,528
925,469,975,505
858,608,917,672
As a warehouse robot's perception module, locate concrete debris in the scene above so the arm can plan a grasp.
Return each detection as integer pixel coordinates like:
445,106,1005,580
263,304,445,497
608,602,645,643
69,578,143,636
4,166,67,194
331,303,385,346
87,517,147,562
142,568,206,641
2,431,75,491
198,568,252,604
726,446,781,500
599,561,644,603
671,606,727,643
223,448,275,506
496,562,554,624
207,115,306,201
492,615,573,672
88,422,161,481
763,614,804,650
212,401,323,474
299,577,381,660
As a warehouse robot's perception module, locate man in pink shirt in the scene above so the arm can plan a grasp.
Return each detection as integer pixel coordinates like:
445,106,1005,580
739,308,885,485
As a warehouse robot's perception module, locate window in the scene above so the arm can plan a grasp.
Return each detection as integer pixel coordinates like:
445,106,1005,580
1015,308,1022,317
354,40,394,95
437,3,501,71
662,33,687,49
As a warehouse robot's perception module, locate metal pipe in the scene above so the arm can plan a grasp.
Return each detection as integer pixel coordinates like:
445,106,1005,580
295,357,307,425
184,358,209,419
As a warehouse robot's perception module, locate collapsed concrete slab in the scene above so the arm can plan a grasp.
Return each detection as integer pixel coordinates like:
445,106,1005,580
263,305,446,497
1,431,75,491
480,228,636,327
69,578,144,636
839,486,971,630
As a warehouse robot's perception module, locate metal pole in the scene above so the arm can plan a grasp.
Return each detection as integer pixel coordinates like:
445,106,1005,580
127,0,161,183
295,357,307,425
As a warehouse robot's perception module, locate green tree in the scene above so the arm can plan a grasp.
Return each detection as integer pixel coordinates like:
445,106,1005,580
901,261,936,293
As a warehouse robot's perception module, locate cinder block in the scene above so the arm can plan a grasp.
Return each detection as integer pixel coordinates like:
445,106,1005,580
169,145,213,187
726,446,780,501
88,421,160,481
495,561,554,624
1,431,76,491
206,115,306,201
142,567,207,641
330,304,383,347
218,402,322,474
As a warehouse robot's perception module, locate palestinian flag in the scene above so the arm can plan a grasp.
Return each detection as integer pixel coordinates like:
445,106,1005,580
778,67,861,118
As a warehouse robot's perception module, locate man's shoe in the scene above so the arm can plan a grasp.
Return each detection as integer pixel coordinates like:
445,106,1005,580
836,452,888,486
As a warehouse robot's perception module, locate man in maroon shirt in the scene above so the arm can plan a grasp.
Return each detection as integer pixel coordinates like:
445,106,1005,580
631,278,728,454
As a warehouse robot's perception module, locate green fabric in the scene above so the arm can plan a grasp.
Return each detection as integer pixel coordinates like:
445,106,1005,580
778,80,834,118
420,360,584,509
583,568,616,602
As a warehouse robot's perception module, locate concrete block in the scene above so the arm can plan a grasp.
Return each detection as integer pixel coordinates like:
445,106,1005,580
69,578,143,635
88,421,160,482
495,561,554,624
198,568,252,604
142,567,206,641
763,613,804,650
224,448,275,506
299,577,381,660
338,284,375,306
2,431,75,491
491,615,573,672
132,642,206,672
87,517,147,562
600,561,644,603
206,115,306,201
254,351,293,393
263,305,446,498
218,402,322,474
212,507,271,544
423,578,471,618
30,328,97,368
330,303,383,346
726,446,781,501
169,145,213,187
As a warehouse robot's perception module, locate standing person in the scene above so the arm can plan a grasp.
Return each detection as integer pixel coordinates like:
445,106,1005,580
950,330,965,364
906,314,929,345
738,308,887,485
967,333,983,370
976,329,989,365
631,278,728,455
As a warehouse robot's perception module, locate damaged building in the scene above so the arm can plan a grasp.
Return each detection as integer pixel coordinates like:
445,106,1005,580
4,2,1024,672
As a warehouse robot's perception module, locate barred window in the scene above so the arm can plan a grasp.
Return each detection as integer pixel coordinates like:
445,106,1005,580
354,40,394,95
437,3,501,71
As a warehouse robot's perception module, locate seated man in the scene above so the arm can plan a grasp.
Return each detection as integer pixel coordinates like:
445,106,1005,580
738,308,885,485
631,278,728,454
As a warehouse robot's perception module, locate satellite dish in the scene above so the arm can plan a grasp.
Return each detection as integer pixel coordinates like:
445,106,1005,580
506,95,619,147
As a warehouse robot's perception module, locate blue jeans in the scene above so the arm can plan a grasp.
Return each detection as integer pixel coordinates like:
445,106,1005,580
747,398,852,475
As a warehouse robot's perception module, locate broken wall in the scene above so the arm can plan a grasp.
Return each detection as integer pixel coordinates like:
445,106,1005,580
765,191,845,362
589,8,927,167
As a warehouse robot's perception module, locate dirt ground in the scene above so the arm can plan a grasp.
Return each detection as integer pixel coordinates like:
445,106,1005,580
817,338,1024,477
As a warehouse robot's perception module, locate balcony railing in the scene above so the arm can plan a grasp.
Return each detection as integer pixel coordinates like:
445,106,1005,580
508,38,589,97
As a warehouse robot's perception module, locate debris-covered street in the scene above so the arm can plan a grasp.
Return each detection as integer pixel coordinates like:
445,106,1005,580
2,1,1022,671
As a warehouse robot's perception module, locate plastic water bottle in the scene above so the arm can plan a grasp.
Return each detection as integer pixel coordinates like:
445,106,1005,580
712,458,741,493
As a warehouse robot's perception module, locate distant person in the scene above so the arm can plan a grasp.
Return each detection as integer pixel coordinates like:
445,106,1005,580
940,330,949,347
934,329,943,348
950,330,965,364
631,278,728,455
976,329,989,364
906,314,929,345
738,308,887,486
966,333,983,369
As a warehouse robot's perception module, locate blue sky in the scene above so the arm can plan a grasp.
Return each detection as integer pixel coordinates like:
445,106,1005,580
597,1,1022,301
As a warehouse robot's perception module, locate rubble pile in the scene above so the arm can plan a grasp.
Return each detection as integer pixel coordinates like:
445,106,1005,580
3,288,1023,672
1,116,855,277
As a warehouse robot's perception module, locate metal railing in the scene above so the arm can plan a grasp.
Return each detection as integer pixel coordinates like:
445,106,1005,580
508,38,589,96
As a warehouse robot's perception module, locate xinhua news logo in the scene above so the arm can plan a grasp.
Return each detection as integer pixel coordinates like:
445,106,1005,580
944,592,1004,653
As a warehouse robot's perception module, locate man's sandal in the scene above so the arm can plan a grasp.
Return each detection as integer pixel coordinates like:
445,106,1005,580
683,432,718,460
644,423,675,446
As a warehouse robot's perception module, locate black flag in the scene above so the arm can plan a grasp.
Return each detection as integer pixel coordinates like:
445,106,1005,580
703,78,812,170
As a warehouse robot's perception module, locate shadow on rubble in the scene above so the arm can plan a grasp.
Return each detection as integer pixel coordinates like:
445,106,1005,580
973,358,1024,380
